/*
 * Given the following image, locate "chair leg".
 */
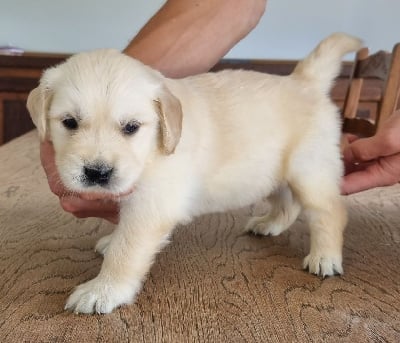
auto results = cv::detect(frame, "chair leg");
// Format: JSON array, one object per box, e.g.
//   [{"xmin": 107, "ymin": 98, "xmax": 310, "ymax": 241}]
[{"xmin": 377, "ymin": 43, "xmax": 400, "ymax": 131}]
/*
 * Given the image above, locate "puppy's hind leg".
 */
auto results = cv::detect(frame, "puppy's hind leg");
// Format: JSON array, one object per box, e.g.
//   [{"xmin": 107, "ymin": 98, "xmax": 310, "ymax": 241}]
[
  {"xmin": 293, "ymin": 178, "xmax": 347, "ymax": 277},
  {"xmin": 245, "ymin": 185, "xmax": 301, "ymax": 236}
]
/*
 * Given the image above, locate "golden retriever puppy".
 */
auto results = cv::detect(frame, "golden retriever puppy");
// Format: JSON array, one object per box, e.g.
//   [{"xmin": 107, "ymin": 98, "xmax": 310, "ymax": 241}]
[{"xmin": 27, "ymin": 33, "xmax": 362, "ymax": 314}]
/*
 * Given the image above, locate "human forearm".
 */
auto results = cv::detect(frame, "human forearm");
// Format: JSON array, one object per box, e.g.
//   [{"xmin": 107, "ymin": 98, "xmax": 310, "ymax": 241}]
[{"xmin": 124, "ymin": 0, "xmax": 266, "ymax": 78}]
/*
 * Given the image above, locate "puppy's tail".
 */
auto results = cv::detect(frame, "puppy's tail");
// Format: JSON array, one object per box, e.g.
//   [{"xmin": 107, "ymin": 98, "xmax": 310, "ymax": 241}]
[{"xmin": 292, "ymin": 33, "xmax": 363, "ymax": 93}]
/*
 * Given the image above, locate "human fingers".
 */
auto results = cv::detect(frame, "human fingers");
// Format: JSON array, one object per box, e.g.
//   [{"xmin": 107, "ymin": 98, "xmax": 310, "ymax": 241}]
[
  {"xmin": 342, "ymin": 133, "xmax": 395, "ymax": 164},
  {"xmin": 345, "ymin": 111, "xmax": 400, "ymax": 163},
  {"xmin": 342, "ymin": 133, "xmax": 360, "ymax": 144},
  {"xmin": 40, "ymin": 140, "xmax": 70, "ymax": 196},
  {"xmin": 343, "ymin": 158, "xmax": 372, "ymax": 175},
  {"xmin": 341, "ymin": 169, "xmax": 378, "ymax": 194},
  {"xmin": 341, "ymin": 154, "xmax": 400, "ymax": 194},
  {"xmin": 60, "ymin": 196, "xmax": 120, "ymax": 224},
  {"xmin": 79, "ymin": 186, "xmax": 134, "ymax": 201}
]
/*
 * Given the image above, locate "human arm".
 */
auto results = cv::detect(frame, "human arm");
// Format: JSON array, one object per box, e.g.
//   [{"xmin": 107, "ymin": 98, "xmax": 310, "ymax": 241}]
[
  {"xmin": 124, "ymin": 0, "xmax": 266, "ymax": 78},
  {"xmin": 341, "ymin": 110, "xmax": 400, "ymax": 194}
]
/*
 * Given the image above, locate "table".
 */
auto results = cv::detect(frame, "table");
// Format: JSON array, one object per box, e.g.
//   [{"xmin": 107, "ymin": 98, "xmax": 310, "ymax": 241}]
[{"xmin": 0, "ymin": 131, "xmax": 399, "ymax": 342}]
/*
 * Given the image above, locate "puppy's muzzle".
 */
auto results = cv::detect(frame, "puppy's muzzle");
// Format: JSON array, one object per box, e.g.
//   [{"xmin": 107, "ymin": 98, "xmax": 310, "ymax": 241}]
[{"xmin": 83, "ymin": 162, "xmax": 114, "ymax": 186}]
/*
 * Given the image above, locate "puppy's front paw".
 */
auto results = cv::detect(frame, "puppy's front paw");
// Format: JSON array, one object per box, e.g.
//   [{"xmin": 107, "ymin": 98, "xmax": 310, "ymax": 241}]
[
  {"xmin": 65, "ymin": 276, "xmax": 140, "ymax": 314},
  {"xmin": 303, "ymin": 253, "xmax": 343, "ymax": 277},
  {"xmin": 95, "ymin": 234, "xmax": 113, "ymax": 256}
]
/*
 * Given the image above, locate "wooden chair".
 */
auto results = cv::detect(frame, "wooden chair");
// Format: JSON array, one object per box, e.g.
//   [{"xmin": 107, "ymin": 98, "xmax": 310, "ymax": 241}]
[{"xmin": 342, "ymin": 43, "xmax": 400, "ymax": 137}]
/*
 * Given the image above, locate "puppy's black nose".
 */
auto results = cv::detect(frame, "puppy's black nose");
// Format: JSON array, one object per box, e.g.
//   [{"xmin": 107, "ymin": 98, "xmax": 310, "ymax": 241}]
[{"xmin": 83, "ymin": 164, "xmax": 114, "ymax": 186}]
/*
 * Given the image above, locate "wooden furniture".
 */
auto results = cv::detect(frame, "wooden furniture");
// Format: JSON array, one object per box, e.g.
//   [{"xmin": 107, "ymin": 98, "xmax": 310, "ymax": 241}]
[
  {"xmin": 0, "ymin": 52, "xmax": 67, "ymax": 144},
  {"xmin": 342, "ymin": 43, "xmax": 400, "ymax": 137},
  {"xmin": 0, "ymin": 131, "xmax": 399, "ymax": 342},
  {"xmin": 0, "ymin": 53, "xmax": 383, "ymax": 146}
]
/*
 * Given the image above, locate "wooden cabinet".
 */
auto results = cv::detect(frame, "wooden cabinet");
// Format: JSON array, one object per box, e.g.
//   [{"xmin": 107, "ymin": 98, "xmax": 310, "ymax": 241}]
[
  {"xmin": 0, "ymin": 53, "xmax": 67, "ymax": 145},
  {"xmin": 0, "ymin": 54, "xmax": 381, "ymax": 145},
  {"xmin": 0, "ymin": 92, "xmax": 31, "ymax": 143}
]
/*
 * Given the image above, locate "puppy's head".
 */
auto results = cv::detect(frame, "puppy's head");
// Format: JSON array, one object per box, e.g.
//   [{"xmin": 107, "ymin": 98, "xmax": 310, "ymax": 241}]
[{"xmin": 27, "ymin": 49, "xmax": 182, "ymax": 195}]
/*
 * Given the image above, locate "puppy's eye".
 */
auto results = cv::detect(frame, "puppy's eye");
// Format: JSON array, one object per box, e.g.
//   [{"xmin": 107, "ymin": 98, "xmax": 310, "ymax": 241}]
[
  {"xmin": 62, "ymin": 117, "xmax": 78, "ymax": 130},
  {"xmin": 122, "ymin": 121, "xmax": 140, "ymax": 135}
]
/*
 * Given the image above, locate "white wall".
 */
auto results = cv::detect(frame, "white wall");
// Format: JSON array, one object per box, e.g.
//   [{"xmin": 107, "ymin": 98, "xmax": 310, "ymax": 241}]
[{"xmin": 1, "ymin": 0, "xmax": 399, "ymax": 60}]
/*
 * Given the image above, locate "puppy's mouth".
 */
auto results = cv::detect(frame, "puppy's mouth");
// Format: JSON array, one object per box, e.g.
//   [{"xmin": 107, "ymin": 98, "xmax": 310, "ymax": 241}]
[{"xmin": 74, "ymin": 171, "xmax": 134, "ymax": 198}]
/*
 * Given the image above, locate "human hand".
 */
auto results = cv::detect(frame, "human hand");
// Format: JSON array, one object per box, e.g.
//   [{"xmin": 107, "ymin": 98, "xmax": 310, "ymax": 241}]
[
  {"xmin": 341, "ymin": 110, "xmax": 400, "ymax": 194},
  {"xmin": 40, "ymin": 140, "xmax": 120, "ymax": 224}
]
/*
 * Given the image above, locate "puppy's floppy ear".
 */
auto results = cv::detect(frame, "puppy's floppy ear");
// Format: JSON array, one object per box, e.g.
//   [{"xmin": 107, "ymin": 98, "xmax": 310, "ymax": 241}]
[
  {"xmin": 27, "ymin": 86, "xmax": 48, "ymax": 141},
  {"xmin": 27, "ymin": 66, "xmax": 60, "ymax": 141},
  {"xmin": 154, "ymin": 85, "xmax": 183, "ymax": 154}
]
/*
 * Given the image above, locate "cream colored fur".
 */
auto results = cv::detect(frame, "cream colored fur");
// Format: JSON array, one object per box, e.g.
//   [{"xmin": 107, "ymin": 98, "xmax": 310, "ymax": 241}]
[{"xmin": 27, "ymin": 33, "xmax": 362, "ymax": 314}]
